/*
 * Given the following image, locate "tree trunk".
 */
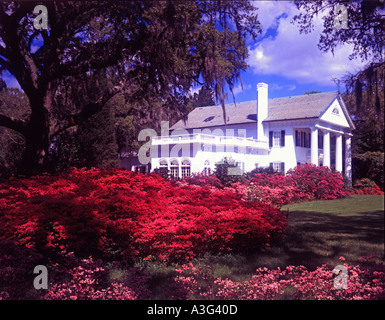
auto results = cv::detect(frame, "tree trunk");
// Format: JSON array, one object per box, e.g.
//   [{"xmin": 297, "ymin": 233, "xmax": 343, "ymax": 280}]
[{"xmin": 21, "ymin": 102, "xmax": 50, "ymax": 176}]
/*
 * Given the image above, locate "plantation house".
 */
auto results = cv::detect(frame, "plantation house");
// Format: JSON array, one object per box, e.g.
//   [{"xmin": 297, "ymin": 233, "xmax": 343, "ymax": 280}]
[{"xmin": 131, "ymin": 83, "xmax": 355, "ymax": 181}]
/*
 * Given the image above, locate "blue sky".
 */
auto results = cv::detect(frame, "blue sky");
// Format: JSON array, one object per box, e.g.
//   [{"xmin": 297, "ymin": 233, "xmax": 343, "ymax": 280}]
[
  {"xmin": 226, "ymin": 1, "xmax": 368, "ymax": 102},
  {"xmin": 3, "ymin": 1, "xmax": 368, "ymax": 103}
]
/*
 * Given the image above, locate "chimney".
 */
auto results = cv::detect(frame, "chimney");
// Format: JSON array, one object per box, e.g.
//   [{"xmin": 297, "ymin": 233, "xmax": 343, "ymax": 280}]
[{"xmin": 257, "ymin": 82, "xmax": 268, "ymax": 141}]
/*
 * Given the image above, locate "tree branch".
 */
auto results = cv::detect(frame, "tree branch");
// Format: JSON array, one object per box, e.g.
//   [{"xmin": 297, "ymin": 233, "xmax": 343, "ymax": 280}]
[
  {"xmin": 50, "ymin": 89, "xmax": 119, "ymax": 138},
  {"xmin": 0, "ymin": 114, "xmax": 27, "ymax": 135}
]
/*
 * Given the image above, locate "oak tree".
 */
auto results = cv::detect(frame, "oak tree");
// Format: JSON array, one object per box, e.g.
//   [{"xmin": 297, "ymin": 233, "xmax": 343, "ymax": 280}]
[{"xmin": 0, "ymin": 1, "xmax": 260, "ymax": 175}]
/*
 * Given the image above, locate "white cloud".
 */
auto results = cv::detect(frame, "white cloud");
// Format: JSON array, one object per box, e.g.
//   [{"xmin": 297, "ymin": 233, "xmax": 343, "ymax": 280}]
[
  {"xmin": 270, "ymin": 83, "xmax": 296, "ymax": 92},
  {"xmin": 231, "ymin": 83, "xmax": 252, "ymax": 96},
  {"xmin": 249, "ymin": 1, "xmax": 367, "ymax": 86}
]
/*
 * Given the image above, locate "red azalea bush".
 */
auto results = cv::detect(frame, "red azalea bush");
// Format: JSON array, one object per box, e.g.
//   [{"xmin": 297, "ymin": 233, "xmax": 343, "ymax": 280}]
[
  {"xmin": 0, "ymin": 168, "xmax": 286, "ymax": 263},
  {"xmin": 347, "ymin": 179, "xmax": 384, "ymax": 195},
  {"xmin": 181, "ymin": 173, "xmax": 223, "ymax": 188},
  {"xmin": 347, "ymin": 186, "xmax": 384, "ymax": 195},
  {"xmin": 172, "ymin": 258, "xmax": 385, "ymax": 300},
  {"xmin": 287, "ymin": 164, "xmax": 346, "ymax": 200},
  {"xmin": 227, "ymin": 165, "xmax": 347, "ymax": 208},
  {"xmin": 0, "ymin": 240, "xmax": 46, "ymax": 299}
]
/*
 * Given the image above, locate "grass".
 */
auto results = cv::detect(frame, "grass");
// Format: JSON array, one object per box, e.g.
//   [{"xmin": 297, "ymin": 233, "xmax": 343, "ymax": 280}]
[{"xmin": 136, "ymin": 194, "xmax": 385, "ymax": 299}]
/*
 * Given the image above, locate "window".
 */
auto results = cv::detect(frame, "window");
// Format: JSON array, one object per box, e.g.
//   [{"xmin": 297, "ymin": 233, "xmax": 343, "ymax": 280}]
[
  {"xmin": 318, "ymin": 134, "xmax": 324, "ymax": 149},
  {"xmin": 181, "ymin": 159, "xmax": 191, "ymax": 178},
  {"xmin": 295, "ymin": 130, "xmax": 310, "ymax": 148},
  {"xmin": 269, "ymin": 130, "xmax": 285, "ymax": 148},
  {"xmin": 170, "ymin": 160, "xmax": 179, "ymax": 178},
  {"xmin": 332, "ymin": 108, "xmax": 340, "ymax": 115},
  {"xmin": 159, "ymin": 159, "xmax": 168, "ymax": 169},
  {"xmin": 273, "ymin": 131, "xmax": 281, "ymax": 147},
  {"xmin": 204, "ymin": 160, "xmax": 211, "ymax": 175},
  {"xmin": 270, "ymin": 162, "xmax": 285, "ymax": 173}
]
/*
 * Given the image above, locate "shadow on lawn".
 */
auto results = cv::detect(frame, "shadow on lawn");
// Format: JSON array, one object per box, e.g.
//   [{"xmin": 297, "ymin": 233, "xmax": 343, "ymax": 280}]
[{"xmin": 280, "ymin": 209, "xmax": 384, "ymax": 269}]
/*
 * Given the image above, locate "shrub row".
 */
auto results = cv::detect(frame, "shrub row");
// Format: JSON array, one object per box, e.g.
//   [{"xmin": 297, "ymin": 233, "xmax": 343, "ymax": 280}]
[
  {"xmin": 0, "ymin": 168, "xmax": 286, "ymax": 263},
  {"xmin": 185, "ymin": 164, "xmax": 383, "ymax": 208},
  {"xmin": 172, "ymin": 258, "xmax": 385, "ymax": 300}
]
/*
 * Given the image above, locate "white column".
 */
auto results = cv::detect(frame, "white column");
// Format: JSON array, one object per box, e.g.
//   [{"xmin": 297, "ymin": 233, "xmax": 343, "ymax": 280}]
[
  {"xmin": 345, "ymin": 135, "xmax": 352, "ymax": 184},
  {"xmin": 323, "ymin": 131, "xmax": 330, "ymax": 168},
  {"xmin": 311, "ymin": 127, "xmax": 318, "ymax": 166},
  {"xmin": 335, "ymin": 134, "xmax": 343, "ymax": 172}
]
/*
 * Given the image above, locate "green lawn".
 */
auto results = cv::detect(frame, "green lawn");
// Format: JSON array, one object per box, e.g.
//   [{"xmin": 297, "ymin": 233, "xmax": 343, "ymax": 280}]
[
  {"xmin": 279, "ymin": 194, "xmax": 384, "ymax": 268},
  {"xmin": 139, "ymin": 194, "xmax": 385, "ymax": 298}
]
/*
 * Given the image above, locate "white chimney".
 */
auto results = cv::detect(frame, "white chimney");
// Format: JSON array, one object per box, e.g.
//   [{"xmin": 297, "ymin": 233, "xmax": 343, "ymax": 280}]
[{"xmin": 257, "ymin": 82, "xmax": 268, "ymax": 141}]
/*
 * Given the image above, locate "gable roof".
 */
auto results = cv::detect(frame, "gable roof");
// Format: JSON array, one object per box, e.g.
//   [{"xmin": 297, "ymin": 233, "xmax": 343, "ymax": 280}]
[{"xmin": 171, "ymin": 91, "xmax": 340, "ymax": 130}]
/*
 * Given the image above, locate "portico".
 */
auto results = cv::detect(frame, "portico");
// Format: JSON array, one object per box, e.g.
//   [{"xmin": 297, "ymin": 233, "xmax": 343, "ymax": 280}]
[{"xmin": 310, "ymin": 124, "xmax": 352, "ymax": 180}]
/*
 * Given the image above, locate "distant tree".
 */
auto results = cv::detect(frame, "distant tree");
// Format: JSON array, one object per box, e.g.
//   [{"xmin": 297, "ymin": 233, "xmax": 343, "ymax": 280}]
[
  {"xmin": 304, "ymin": 90, "xmax": 322, "ymax": 95},
  {"xmin": 342, "ymin": 62, "xmax": 384, "ymax": 154},
  {"xmin": 194, "ymin": 85, "xmax": 216, "ymax": 108},
  {"xmin": 214, "ymin": 157, "xmax": 246, "ymax": 186},
  {"xmin": 76, "ymin": 101, "xmax": 119, "ymax": 169}
]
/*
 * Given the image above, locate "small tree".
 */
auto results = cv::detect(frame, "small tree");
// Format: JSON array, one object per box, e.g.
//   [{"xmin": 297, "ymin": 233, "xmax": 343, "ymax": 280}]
[{"xmin": 214, "ymin": 157, "xmax": 246, "ymax": 186}]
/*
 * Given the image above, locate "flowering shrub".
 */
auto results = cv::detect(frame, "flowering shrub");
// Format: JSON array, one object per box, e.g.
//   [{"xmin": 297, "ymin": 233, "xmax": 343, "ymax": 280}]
[
  {"xmin": 228, "ymin": 181, "xmax": 299, "ymax": 208},
  {"xmin": 287, "ymin": 164, "xmax": 346, "ymax": 200},
  {"xmin": 0, "ymin": 168, "xmax": 286, "ymax": 263},
  {"xmin": 226, "ymin": 165, "xmax": 347, "ymax": 208},
  {"xmin": 181, "ymin": 173, "xmax": 223, "ymax": 188},
  {"xmin": 347, "ymin": 185, "xmax": 384, "ymax": 195},
  {"xmin": 43, "ymin": 253, "xmax": 150, "ymax": 300},
  {"xmin": 133, "ymin": 184, "xmax": 286, "ymax": 261},
  {"xmin": 0, "ymin": 240, "xmax": 45, "ymax": 299},
  {"xmin": 0, "ymin": 246, "xmax": 150, "ymax": 300},
  {"xmin": 172, "ymin": 258, "xmax": 385, "ymax": 300}
]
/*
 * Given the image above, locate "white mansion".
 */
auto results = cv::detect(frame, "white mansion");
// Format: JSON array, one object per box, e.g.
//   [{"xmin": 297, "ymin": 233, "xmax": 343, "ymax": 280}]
[{"xmin": 131, "ymin": 83, "xmax": 354, "ymax": 181}]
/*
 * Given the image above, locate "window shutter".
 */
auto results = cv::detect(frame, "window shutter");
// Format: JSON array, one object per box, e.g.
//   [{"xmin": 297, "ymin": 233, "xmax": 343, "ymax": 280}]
[
  {"xmin": 295, "ymin": 130, "xmax": 299, "ymax": 147},
  {"xmin": 269, "ymin": 131, "xmax": 273, "ymax": 148},
  {"xmin": 280, "ymin": 162, "xmax": 285, "ymax": 173},
  {"xmin": 280, "ymin": 130, "xmax": 285, "ymax": 147},
  {"xmin": 269, "ymin": 162, "xmax": 273, "ymax": 169},
  {"xmin": 308, "ymin": 133, "xmax": 311, "ymax": 148}
]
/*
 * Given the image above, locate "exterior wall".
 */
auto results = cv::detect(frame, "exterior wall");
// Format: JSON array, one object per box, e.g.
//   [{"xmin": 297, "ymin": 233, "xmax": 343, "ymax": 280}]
[{"xmin": 266, "ymin": 122, "xmax": 297, "ymax": 173}]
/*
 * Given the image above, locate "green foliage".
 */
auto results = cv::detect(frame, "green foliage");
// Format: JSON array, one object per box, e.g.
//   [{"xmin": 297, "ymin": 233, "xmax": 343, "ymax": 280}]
[
  {"xmin": 75, "ymin": 102, "xmax": 119, "ymax": 169},
  {"xmin": 0, "ymin": 88, "xmax": 29, "ymax": 178},
  {"xmin": 352, "ymin": 178, "xmax": 378, "ymax": 190},
  {"xmin": 214, "ymin": 157, "xmax": 247, "ymax": 186},
  {"xmin": 352, "ymin": 151, "xmax": 384, "ymax": 190},
  {"xmin": 244, "ymin": 166, "xmax": 280, "ymax": 180}
]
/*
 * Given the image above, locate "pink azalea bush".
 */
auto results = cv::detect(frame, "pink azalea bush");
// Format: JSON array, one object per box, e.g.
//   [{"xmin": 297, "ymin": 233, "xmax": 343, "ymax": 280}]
[
  {"xmin": 43, "ymin": 254, "xmax": 150, "ymax": 300},
  {"xmin": 172, "ymin": 258, "xmax": 385, "ymax": 300}
]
